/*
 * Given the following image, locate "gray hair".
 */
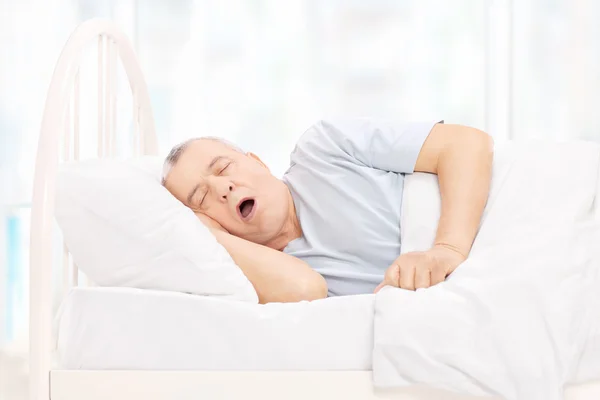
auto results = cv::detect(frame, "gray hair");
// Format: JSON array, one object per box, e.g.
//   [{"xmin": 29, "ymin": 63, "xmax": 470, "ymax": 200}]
[{"xmin": 161, "ymin": 137, "xmax": 244, "ymax": 184}]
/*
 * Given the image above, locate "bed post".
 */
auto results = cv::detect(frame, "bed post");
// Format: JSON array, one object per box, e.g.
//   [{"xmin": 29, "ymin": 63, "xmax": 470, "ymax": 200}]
[
  {"xmin": 29, "ymin": 46, "xmax": 69, "ymax": 400},
  {"xmin": 29, "ymin": 18, "xmax": 157, "ymax": 400}
]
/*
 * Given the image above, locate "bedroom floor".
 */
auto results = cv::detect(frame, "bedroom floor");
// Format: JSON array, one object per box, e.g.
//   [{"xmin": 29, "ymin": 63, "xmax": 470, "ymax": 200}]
[{"xmin": 0, "ymin": 350, "xmax": 28, "ymax": 400}]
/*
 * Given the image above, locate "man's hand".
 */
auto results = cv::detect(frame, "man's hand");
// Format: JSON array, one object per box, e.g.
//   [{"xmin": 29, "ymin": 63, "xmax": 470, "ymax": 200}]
[
  {"xmin": 374, "ymin": 245, "xmax": 466, "ymax": 292},
  {"xmin": 196, "ymin": 212, "xmax": 228, "ymax": 233}
]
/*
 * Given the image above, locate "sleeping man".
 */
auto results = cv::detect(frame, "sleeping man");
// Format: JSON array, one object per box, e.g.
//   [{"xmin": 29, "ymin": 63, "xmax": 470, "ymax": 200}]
[{"xmin": 161, "ymin": 118, "xmax": 494, "ymax": 303}]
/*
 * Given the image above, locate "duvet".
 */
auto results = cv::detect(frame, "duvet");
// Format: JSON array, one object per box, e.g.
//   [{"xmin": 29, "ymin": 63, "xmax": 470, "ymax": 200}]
[{"xmin": 372, "ymin": 140, "xmax": 600, "ymax": 400}]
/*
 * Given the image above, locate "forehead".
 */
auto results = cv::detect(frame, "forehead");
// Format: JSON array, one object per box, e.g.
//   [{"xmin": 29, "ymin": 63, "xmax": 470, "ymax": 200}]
[{"xmin": 180, "ymin": 139, "xmax": 233, "ymax": 165}]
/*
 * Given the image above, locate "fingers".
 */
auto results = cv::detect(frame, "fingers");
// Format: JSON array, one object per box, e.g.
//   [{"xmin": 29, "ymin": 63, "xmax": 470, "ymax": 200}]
[
  {"xmin": 430, "ymin": 266, "xmax": 446, "ymax": 286},
  {"xmin": 384, "ymin": 263, "xmax": 400, "ymax": 286},
  {"xmin": 374, "ymin": 282, "xmax": 386, "ymax": 293},
  {"xmin": 414, "ymin": 267, "xmax": 431, "ymax": 290},
  {"xmin": 379, "ymin": 252, "xmax": 450, "ymax": 293},
  {"xmin": 374, "ymin": 264, "xmax": 400, "ymax": 293},
  {"xmin": 399, "ymin": 264, "xmax": 415, "ymax": 291}
]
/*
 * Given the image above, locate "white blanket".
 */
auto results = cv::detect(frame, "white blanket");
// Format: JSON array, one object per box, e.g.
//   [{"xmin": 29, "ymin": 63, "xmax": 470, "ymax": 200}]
[{"xmin": 372, "ymin": 141, "xmax": 600, "ymax": 400}]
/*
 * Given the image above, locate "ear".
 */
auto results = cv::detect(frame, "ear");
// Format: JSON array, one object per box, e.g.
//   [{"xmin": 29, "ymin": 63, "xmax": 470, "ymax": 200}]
[{"xmin": 247, "ymin": 152, "xmax": 270, "ymax": 171}]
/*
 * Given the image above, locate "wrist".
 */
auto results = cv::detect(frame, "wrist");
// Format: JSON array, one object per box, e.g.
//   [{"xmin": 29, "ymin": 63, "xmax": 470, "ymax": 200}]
[{"xmin": 432, "ymin": 242, "xmax": 468, "ymax": 262}]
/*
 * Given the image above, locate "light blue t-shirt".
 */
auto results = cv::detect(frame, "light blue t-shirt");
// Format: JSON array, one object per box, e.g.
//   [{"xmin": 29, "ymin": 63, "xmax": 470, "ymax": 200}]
[{"xmin": 282, "ymin": 118, "xmax": 442, "ymax": 297}]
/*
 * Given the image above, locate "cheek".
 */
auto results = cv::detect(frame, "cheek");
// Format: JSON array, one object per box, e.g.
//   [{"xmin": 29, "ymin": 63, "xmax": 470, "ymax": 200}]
[
  {"xmin": 207, "ymin": 204, "xmax": 234, "ymax": 224},
  {"xmin": 246, "ymin": 168, "xmax": 266, "ymax": 182},
  {"xmin": 236, "ymin": 171, "xmax": 267, "ymax": 191}
]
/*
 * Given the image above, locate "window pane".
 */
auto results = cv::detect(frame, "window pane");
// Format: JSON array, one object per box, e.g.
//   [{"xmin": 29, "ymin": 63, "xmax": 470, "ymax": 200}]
[
  {"xmin": 158, "ymin": 0, "xmax": 486, "ymax": 176},
  {"xmin": 513, "ymin": 0, "xmax": 600, "ymax": 141}
]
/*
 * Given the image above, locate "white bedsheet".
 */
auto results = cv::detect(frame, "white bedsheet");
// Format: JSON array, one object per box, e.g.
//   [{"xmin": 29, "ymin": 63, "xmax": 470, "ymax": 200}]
[{"xmin": 56, "ymin": 287, "xmax": 374, "ymax": 371}]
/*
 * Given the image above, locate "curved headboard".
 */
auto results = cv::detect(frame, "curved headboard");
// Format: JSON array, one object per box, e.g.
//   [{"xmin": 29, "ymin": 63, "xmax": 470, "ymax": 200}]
[{"xmin": 29, "ymin": 19, "xmax": 158, "ymax": 400}]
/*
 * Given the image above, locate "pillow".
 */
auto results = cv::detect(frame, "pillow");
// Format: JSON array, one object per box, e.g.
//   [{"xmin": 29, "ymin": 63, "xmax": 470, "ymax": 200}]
[
  {"xmin": 55, "ymin": 156, "xmax": 258, "ymax": 303},
  {"xmin": 399, "ymin": 172, "xmax": 441, "ymax": 254},
  {"xmin": 400, "ymin": 140, "xmax": 600, "ymax": 254}
]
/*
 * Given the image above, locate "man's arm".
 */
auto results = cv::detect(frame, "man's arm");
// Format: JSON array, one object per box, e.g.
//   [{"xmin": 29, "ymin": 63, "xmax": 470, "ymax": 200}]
[
  {"xmin": 200, "ymin": 214, "xmax": 327, "ymax": 303},
  {"xmin": 376, "ymin": 124, "xmax": 493, "ymax": 291},
  {"xmin": 414, "ymin": 123, "xmax": 494, "ymax": 258},
  {"xmin": 212, "ymin": 229, "xmax": 327, "ymax": 303}
]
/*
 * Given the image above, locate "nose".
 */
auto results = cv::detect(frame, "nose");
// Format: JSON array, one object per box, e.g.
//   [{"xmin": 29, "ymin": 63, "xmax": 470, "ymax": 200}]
[{"xmin": 209, "ymin": 176, "xmax": 234, "ymax": 201}]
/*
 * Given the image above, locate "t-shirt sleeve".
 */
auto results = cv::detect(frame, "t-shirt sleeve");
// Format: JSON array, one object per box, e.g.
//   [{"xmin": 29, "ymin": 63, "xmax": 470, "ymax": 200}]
[{"xmin": 302, "ymin": 117, "xmax": 443, "ymax": 174}]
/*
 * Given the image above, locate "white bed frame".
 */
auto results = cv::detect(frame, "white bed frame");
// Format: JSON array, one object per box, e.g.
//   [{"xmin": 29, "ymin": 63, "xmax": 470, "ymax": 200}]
[{"xmin": 29, "ymin": 19, "xmax": 600, "ymax": 400}]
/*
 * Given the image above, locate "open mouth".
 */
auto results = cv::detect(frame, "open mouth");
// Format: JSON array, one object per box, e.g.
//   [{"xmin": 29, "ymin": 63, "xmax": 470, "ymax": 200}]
[{"xmin": 237, "ymin": 198, "xmax": 256, "ymax": 221}]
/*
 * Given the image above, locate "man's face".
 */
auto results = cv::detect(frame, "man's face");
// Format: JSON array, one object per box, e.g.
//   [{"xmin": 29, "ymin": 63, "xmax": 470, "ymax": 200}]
[{"xmin": 163, "ymin": 139, "xmax": 289, "ymax": 245}]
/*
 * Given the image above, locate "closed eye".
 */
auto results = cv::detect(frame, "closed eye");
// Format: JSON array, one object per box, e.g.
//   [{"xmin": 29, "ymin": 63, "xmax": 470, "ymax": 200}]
[
  {"xmin": 196, "ymin": 192, "xmax": 207, "ymax": 209},
  {"xmin": 219, "ymin": 162, "xmax": 232, "ymax": 175}
]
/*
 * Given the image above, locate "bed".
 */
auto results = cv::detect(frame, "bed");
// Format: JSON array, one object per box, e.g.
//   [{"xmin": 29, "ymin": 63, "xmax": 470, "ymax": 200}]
[
  {"xmin": 30, "ymin": 19, "xmax": 600, "ymax": 400},
  {"xmin": 51, "ymin": 288, "xmax": 600, "ymax": 400},
  {"xmin": 55, "ymin": 288, "xmax": 375, "ymax": 371}
]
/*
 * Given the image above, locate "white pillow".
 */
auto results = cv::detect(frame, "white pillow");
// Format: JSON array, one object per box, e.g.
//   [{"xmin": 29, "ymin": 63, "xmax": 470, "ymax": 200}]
[
  {"xmin": 55, "ymin": 156, "xmax": 258, "ymax": 303},
  {"xmin": 399, "ymin": 142, "xmax": 520, "ymax": 253},
  {"xmin": 399, "ymin": 172, "xmax": 441, "ymax": 254},
  {"xmin": 400, "ymin": 140, "xmax": 600, "ymax": 254}
]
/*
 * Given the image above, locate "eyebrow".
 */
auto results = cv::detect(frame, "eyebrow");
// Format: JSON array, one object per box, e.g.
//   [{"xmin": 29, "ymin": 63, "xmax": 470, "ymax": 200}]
[{"xmin": 208, "ymin": 156, "xmax": 224, "ymax": 170}]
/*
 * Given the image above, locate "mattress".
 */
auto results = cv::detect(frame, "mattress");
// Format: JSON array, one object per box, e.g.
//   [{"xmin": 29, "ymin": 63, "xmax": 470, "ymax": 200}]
[
  {"xmin": 55, "ymin": 287, "xmax": 600, "ymax": 399},
  {"xmin": 55, "ymin": 287, "xmax": 374, "ymax": 370}
]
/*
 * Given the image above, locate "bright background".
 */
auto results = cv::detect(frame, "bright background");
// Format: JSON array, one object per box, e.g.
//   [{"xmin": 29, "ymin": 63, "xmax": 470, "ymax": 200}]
[{"xmin": 1, "ymin": 0, "xmax": 599, "ymax": 398}]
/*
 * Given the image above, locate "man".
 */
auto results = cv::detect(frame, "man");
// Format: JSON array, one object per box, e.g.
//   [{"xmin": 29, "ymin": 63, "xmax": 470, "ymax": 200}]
[{"xmin": 162, "ymin": 118, "xmax": 494, "ymax": 303}]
